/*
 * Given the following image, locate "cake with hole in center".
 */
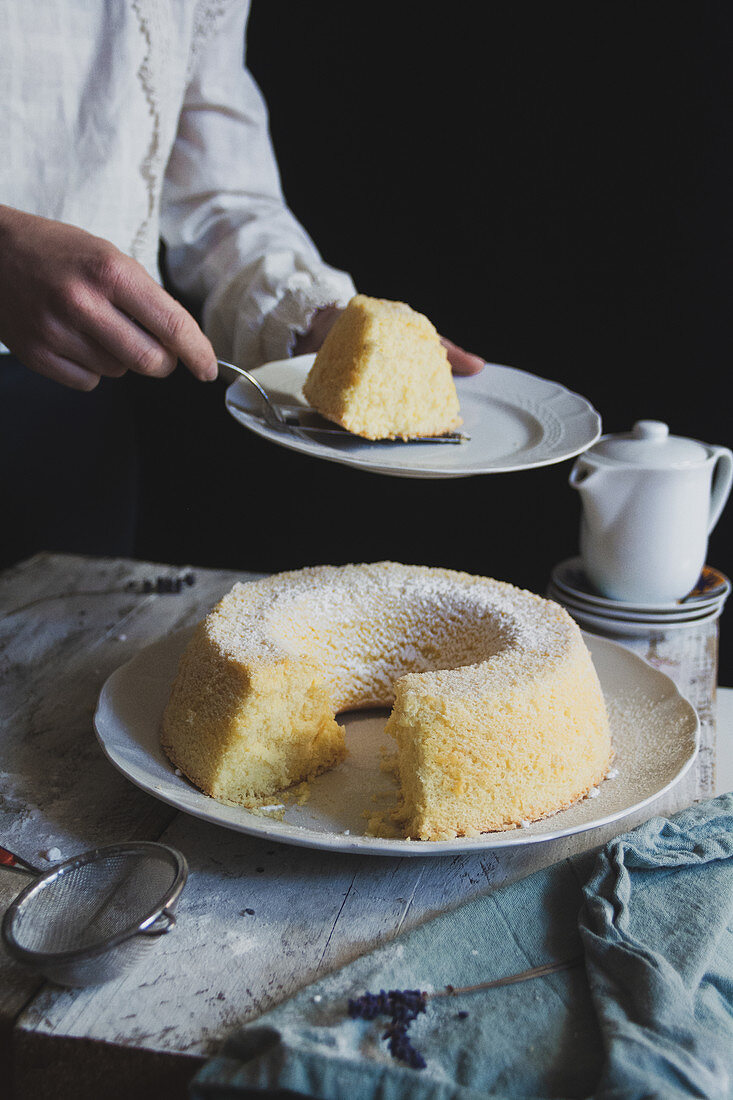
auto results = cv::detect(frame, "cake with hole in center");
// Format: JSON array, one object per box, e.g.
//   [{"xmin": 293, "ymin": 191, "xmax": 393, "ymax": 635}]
[
  {"xmin": 160, "ymin": 563, "xmax": 612, "ymax": 840},
  {"xmin": 302, "ymin": 295, "xmax": 461, "ymax": 440}
]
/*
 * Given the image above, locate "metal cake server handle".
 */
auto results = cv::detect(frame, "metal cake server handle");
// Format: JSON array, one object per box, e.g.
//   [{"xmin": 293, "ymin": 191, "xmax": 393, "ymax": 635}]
[
  {"xmin": 219, "ymin": 359, "xmax": 469, "ymax": 444},
  {"xmin": 219, "ymin": 360, "xmax": 292, "ymax": 433}
]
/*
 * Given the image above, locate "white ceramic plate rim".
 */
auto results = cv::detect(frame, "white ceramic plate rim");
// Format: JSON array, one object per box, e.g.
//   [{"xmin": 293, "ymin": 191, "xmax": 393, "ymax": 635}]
[
  {"xmin": 94, "ymin": 630, "xmax": 698, "ymax": 856},
  {"xmin": 224, "ymin": 355, "xmax": 601, "ymax": 479},
  {"xmin": 551, "ymin": 557, "xmax": 730, "ymax": 613},
  {"xmin": 547, "ymin": 583, "xmax": 726, "ymax": 624},
  {"xmin": 558, "ymin": 603, "xmax": 722, "ymax": 636}
]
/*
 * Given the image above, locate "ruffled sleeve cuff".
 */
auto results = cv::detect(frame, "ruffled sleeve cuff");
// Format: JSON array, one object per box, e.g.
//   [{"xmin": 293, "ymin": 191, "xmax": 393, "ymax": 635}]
[{"xmin": 203, "ymin": 257, "xmax": 356, "ymax": 374}]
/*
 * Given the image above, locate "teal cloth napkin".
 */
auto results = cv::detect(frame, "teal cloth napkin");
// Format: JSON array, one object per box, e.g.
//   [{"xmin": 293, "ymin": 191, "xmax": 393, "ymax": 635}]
[{"xmin": 191, "ymin": 794, "xmax": 733, "ymax": 1099}]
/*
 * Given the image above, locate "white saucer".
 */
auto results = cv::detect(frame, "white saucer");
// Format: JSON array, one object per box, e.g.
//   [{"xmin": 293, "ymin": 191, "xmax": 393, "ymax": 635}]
[
  {"xmin": 546, "ymin": 582, "xmax": 727, "ymax": 625},
  {"xmin": 225, "ymin": 355, "xmax": 601, "ymax": 480},
  {"xmin": 551, "ymin": 558, "xmax": 730, "ymax": 614},
  {"xmin": 550, "ymin": 595, "xmax": 724, "ymax": 637}
]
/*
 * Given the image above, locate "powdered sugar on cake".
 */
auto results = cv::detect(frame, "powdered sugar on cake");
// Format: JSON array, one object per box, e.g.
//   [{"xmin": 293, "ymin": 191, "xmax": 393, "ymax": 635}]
[{"xmin": 207, "ymin": 562, "xmax": 575, "ymax": 709}]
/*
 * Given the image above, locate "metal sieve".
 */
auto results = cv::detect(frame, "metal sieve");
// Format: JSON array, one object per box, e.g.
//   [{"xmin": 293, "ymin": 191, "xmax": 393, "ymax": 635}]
[{"xmin": 1, "ymin": 841, "xmax": 187, "ymax": 987}]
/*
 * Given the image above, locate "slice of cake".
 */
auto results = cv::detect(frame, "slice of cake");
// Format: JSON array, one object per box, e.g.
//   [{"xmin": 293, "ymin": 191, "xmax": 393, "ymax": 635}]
[{"xmin": 302, "ymin": 294, "xmax": 461, "ymax": 440}]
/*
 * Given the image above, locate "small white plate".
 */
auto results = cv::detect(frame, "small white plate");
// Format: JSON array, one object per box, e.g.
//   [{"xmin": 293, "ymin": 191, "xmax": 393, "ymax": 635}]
[
  {"xmin": 558, "ymin": 601, "xmax": 723, "ymax": 637},
  {"xmin": 94, "ymin": 630, "xmax": 698, "ymax": 856},
  {"xmin": 546, "ymin": 583, "xmax": 726, "ymax": 624},
  {"xmin": 551, "ymin": 558, "xmax": 730, "ymax": 614},
  {"xmin": 225, "ymin": 355, "xmax": 601, "ymax": 480}
]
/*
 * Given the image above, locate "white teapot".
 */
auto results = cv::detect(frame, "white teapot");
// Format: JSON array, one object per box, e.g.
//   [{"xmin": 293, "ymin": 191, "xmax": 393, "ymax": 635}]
[{"xmin": 569, "ymin": 420, "xmax": 733, "ymax": 604}]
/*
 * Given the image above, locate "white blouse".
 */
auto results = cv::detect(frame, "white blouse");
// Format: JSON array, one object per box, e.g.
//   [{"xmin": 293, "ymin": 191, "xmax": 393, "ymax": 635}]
[{"xmin": 0, "ymin": 0, "xmax": 356, "ymax": 365}]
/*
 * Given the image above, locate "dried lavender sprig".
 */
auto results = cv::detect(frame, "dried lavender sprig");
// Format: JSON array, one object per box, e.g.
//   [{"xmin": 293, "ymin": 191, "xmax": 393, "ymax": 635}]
[
  {"xmin": 348, "ymin": 988, "xmax": 427, "ymax": 1021},
  {"xmin": 140, "ymin": 571, "xmax": 196, "ymax": 595},
  {"xmin": 346, "ymin": 956, "xmax": 582, "ymax": 1070},
  {"xmin": 348, "ymin": 988, "xmax": 428, "ymax": 1069},
  {"xmin": 383, "ymin": 1019, "xmax": 427, "ymax": 1070},
  {"xmin": 428, "ymin": 954, "xmax": 583, "ymax": 999}
]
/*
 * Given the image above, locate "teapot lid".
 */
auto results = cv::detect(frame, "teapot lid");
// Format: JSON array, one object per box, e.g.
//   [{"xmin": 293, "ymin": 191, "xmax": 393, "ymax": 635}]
[{"xmin": 587, "ymin": 420, "xmax": 709, "ymax": 468}]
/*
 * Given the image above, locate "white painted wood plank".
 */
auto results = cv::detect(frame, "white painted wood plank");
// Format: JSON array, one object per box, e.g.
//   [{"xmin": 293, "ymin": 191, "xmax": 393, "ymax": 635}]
[
  {"xmin": 13, "ymin": 814, "xmax": 551, "ymax": 1058},
  {"xmin": 0, "ymin": 554, "xmax": 258, "ymax": 859},
  {"xmin": 0, "ymin": 555, "xmax": 259, "ymax": 1035}
]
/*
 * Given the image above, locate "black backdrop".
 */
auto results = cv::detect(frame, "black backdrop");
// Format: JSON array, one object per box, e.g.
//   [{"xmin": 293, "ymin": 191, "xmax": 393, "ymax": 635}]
[{"xmin": 133, "ymin": 2, "xmax": 733, "ymax": 681}]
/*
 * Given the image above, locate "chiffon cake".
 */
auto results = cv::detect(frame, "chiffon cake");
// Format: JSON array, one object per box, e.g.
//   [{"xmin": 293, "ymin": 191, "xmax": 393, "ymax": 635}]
[{"xmin": 160, "ymin": 563, "xmax": 612, "ymax": 840}]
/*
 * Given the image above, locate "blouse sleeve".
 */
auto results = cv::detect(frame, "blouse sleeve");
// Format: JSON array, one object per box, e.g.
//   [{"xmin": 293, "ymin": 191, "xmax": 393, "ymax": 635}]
[{"xmin": 159, "ymin": 0, "xmax": 356, "ymax": 368}]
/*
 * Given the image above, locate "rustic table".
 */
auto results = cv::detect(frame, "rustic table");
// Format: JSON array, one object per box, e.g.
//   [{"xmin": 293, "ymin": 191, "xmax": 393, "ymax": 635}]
[{"xmin": 1, "ymin": 553, "xmax": 730, "ymax": 1099}]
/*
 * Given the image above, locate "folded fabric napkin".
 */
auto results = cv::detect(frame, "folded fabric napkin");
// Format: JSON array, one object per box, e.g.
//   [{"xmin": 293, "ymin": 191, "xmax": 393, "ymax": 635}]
[{"xmin": 191, "ymin": 794, "xmax": 733, "ymax": 1099}]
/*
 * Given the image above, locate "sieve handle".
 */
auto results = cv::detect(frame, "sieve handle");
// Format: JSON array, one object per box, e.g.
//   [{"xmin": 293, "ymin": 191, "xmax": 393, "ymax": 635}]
[
  {"xmin": 0, "ymin": 844, "xmax": 41, "ymax": 876},
  {"xmin": 139, "ymin": 907, "xmax": 177, "ymax": 937}
]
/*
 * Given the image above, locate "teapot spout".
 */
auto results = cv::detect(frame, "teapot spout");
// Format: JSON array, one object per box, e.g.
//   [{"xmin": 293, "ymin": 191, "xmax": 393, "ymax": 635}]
[
  {"xmin": 568, "ymin": 457, "xmax": 595, "ymax": 490},
  {"xmin": 568, "ymin": 457, "xmax": 625, "ymax": 530},
  {"xmin": 568, "ymin": 455, "xmax": 610, "ymax": 494}
]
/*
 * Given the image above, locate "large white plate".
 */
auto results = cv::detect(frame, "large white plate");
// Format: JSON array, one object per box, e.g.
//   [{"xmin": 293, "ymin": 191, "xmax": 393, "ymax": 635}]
[
  {"xmin": 224, "ymin": 355, "xmax": 601, "ymax": 479},
  {"xmin": 94, "ymin": 631, "xmax": 698, "ymax": 856}
]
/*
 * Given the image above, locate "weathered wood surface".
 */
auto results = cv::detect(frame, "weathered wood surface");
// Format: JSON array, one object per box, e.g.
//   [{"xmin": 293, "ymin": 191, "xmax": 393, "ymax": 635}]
[{"xmin": 0, "ymin": 553, "xmax": 723, "ymax": 1099}]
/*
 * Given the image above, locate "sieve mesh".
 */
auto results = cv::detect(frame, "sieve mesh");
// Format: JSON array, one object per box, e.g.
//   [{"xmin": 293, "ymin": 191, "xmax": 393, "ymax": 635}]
[{"xmin": 11, "ymin": 849, "xmax": 179, "ymax": 955}]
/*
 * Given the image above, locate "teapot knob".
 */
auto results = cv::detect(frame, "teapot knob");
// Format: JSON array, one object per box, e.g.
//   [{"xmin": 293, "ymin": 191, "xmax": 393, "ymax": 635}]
[{"xmin": 631, "ymin": 420, "xmax": 669, "ymax": 441}]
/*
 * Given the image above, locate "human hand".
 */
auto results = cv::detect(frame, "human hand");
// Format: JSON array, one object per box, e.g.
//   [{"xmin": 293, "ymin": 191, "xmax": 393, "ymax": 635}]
[
  {"xmin": 0, "ymin": 206, "xmax": 217, "ymax": 391},
  {"xmin": 440, "ymin": 337, "xmax": 485, "ymax": 376},
  {"xmin": 293, "ymin": 304, "xmax": 485, "ymax": 375},
  {"xmin": 292, "ymin": 304, "xmax": 344, "ymax": 355}
]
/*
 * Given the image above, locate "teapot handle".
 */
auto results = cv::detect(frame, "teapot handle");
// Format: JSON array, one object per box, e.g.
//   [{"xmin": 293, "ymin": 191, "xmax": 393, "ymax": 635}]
[
  {"xmin": 568, "ymin": 455, "xmax": 595, "ymax": 488},
  {"xmin": 708, "ymin": 447, "xmax": 733, "ymax": 534}
]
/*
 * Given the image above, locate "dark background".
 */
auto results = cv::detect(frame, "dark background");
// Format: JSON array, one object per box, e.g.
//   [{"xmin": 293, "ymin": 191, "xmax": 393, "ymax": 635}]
[{"xmin": 131, "ymin": 2, "xmax": 732, "ymax": 681}]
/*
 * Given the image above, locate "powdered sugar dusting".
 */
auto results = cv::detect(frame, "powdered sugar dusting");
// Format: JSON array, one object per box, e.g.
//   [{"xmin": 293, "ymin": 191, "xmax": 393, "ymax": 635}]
[{"xmin": 205, "ymin": 562, "xmax": 581, "ymax": 710}]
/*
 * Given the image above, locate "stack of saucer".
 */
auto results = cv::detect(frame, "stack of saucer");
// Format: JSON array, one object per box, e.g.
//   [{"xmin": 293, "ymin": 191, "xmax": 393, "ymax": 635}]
[{"xmin": 547, "ymin": 558, "xmax": 731, "ymax": 637}]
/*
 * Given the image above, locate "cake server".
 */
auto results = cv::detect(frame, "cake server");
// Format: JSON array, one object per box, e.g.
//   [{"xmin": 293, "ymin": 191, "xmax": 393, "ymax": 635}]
[{"xmin": 220, "ymin": 360, "xmax": 470, "ymax": 444}]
